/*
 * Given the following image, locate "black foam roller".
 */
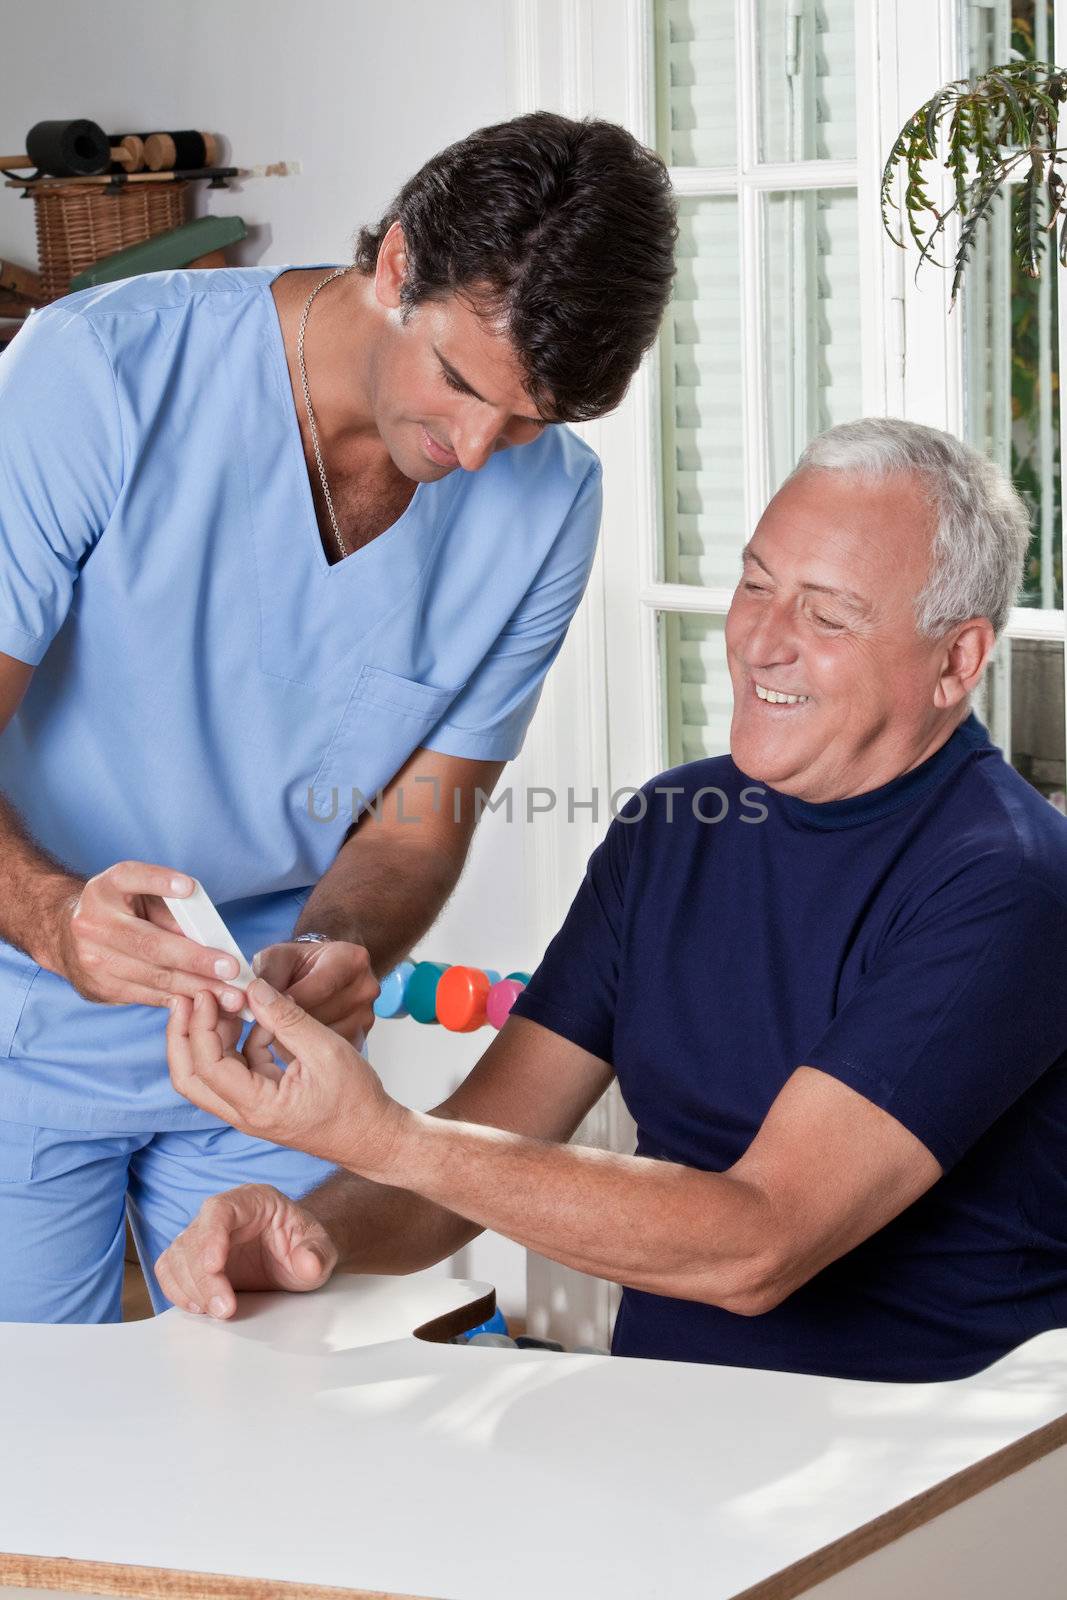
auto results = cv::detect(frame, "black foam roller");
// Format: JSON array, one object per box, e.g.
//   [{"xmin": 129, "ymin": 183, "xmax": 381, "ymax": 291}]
[{"xmin": 25, "ymin": 120, "xmax": 110, "ymax": 177}]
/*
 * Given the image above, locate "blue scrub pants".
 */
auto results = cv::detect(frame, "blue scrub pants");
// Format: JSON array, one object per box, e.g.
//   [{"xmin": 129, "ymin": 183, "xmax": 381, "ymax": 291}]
[{"xmin": 0, "ymin": 1118, "xmax": 334, "ymax": 1324}]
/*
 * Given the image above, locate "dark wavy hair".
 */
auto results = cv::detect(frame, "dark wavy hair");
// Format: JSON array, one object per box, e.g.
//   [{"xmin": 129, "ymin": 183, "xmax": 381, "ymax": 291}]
[{"xmin": 353, "ymin": 112, "xmax": 677, "ymax": 423}]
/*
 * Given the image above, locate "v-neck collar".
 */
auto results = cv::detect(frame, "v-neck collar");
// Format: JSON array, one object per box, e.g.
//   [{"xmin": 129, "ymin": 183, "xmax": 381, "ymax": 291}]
[
  {"xmin": 227, "ymin": 266, "xmax": 461, "ymax": 684},
  {"xmin": 260, "ymin": 264, "xmax": 429, "ymax": 582}
]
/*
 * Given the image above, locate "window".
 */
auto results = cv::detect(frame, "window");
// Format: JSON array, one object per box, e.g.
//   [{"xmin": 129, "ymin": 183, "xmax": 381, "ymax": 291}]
[
  {"xmin": 653, "ymin": 0, "xmax": 862, "ymax": 765},
  {"xmin": 645, "ymin": 0, "xmax": 1065, "ymax": 814},
  {"xmin": 962, "ymin": 0, "xmax": 1066, "ymax": 810}
]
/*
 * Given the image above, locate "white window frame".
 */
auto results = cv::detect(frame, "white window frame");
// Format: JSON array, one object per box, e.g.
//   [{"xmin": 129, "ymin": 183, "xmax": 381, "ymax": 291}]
[
  {"xmin": 514, "ymin": 0, "xmax": 1065, "ymax": 782},
  {"xmin": 513, "ymin": 0, "xmax": 971, "ymax": 805}
]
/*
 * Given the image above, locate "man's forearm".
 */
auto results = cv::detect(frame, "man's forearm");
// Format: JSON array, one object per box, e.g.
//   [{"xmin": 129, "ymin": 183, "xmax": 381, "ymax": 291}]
[
  {"xmin": 0, "ymin": 791, "xmax": 83, "ymax": 969},
  {"xmin": 366, "ymin": 1115, "xmax": 779, "ymax": 1312},
  {"xmin": 294, "ymin": 833, "xmax": 460, "ymax": 976},
  {"xmin": 302, "ymin": 1145, "xmax": 481, "ymax": 1275}
]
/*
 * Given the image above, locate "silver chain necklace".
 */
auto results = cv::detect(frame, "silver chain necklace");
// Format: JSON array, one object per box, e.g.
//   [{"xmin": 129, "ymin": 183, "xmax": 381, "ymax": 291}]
[{"xmin": 297, "ymin": 265, "xmax": 356, "ymax": 562}]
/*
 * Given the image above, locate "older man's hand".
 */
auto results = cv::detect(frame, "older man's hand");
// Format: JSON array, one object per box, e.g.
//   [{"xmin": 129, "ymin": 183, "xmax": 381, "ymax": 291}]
[
  {"xmin": 166, "ymin": 979, "xmax": 408, "ymax": 1178},
  {"xmin": 155, "ymin": 1183, "xmax": 338, "ymax": 1319}
]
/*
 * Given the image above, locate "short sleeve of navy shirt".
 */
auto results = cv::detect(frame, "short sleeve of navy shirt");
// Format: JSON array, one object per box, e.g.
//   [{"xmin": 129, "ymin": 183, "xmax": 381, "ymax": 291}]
[{"xmin": 511, "ymin": 715, "xmax": 1067, "ymax": 1381}]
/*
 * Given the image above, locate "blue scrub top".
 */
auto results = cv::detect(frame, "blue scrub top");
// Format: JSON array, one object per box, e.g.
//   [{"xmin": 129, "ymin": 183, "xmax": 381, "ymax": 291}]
[{"xmin": 0, "ymin": 268, "xmax": 602, "ymax": 1130}]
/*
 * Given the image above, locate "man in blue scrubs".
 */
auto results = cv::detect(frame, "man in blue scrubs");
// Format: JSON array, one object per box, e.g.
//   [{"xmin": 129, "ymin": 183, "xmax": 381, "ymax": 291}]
[
  {"xmin": 0, "ymin": 113, "xmax": 677, "ymax": 1323},
  {"xmin": 162, "ymin": 418, "xmax": 1067, "ymax": 1382}
]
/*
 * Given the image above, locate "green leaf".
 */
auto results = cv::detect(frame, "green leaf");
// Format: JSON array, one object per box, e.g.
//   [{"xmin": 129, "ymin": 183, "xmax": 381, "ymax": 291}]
[
  {"xmin": 950, "ymin": 158, "xmax": 1023, "ymax": 304},
  {"xmin": 947, "ymin": 100, "xmax": 970, "ymax": 214},
  {"xmin": 883, "ymin": 59, "xmax": 1067, "ymax": 301},
  {"xmin": 924, "ymin": 87, "xmax": 952, "ymax": 152},
  {"xmin": 1014, "ymin": 169, "xmax": 1043, "ymax": 278}
]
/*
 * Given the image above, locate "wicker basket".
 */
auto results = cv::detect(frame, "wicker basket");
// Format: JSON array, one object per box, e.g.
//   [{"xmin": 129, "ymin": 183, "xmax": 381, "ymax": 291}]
[{"xmin": 31, "ymin": 180, "xmax": 189, "ymax": 301}]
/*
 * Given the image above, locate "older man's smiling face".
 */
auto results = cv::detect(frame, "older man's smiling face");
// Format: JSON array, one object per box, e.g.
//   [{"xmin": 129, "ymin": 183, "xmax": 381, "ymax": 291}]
[{"xmin": 725, "ymin": 467, "xmax": 979, "ymax": 802}]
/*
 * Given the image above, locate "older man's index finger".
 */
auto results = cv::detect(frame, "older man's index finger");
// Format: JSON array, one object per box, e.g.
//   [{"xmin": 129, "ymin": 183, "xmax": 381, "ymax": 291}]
[
  {"xmin": 167, "ymin": 994, "xmax": 263, "ymax": 1122},
  {"xmin": 166, "ymin": 994, "xmax": 199, "ymax": 1091},
  {"xmin": 185, "ymin": 990, "xmax": 282, "ymax": 1120}
]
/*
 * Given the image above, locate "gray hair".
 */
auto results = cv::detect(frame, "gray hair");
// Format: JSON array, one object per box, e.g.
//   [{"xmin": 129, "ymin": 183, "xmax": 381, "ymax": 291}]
[{"xmin": 793, "ymin": 417, "xmax": 1030, "ymax": 637}]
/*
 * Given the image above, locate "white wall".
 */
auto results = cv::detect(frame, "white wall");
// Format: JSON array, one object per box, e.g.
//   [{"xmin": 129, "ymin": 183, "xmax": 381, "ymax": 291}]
[
  {"xmin": 1, "ymin": 0, "xmax": 510, "ymax": 265},
  {"xmin": 1, "ymin": 0, "xmax": 540, "ymax": 1317}
]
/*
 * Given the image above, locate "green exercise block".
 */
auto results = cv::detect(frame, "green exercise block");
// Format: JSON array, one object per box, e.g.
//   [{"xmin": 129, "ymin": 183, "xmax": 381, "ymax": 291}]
[{"xmin": 69, "ymin": 215, "xmax": 247, "ymax": 290}]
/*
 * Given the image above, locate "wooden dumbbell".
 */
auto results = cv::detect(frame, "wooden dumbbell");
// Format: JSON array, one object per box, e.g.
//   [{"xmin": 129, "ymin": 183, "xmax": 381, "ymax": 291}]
[
  {"xmin": 143, "ymin": 131, "xmax": 219, "ymax": 172},
  {"xmin": 110, "ymin": 135, "xmax": 146, "ymax": 171}
]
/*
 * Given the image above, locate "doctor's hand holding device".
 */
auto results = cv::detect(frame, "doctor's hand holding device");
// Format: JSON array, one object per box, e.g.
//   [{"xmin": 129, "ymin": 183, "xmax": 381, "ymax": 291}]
[
  {"xmin": 40, "ymin": 861, "xmax": 255, "ymax": 1017},
  {"xmin": 38, "ymin": 862, "xmax": 377, "ymax": 1053},
  {"xmin": 162, "ymin": 881, "xmax": 374, "ymax": 1076}
]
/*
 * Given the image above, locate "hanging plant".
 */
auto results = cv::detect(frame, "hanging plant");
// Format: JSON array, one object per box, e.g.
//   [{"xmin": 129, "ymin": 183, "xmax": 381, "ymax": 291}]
[{"xmin": 881, "ymin": 59, "xmax": 1067, "ymax": 301}]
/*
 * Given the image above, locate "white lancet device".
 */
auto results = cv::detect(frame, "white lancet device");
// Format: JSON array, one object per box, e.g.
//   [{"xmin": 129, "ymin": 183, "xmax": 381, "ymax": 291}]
[{"xmin": 162, "ymin": 879, "xmax": 257, "ymax": 1023}]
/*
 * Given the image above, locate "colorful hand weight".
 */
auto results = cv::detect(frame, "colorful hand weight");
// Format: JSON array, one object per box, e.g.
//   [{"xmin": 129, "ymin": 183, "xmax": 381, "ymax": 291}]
[
  {"xmin": 404, "ymin": 961, "xmax": 449, "ymax": 1024},
  {"xmin": 436, "ymin": 966, "xmax": 501, "ymax": 1032},
  {"xmin": 486, "ymin": 977, "xmax": 526, "ymax": 1030},
  {"xmin": 374, "ymin": 961, "xmax": 529, "ymax": 1030},
  {"xmin": 372, "ymin": 960, "xmax": 415, "ymax": 1019}
]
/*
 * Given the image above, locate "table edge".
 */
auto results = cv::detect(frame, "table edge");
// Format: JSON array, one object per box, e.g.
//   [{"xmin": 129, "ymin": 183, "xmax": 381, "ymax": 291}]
[
  {"xmin": 729, "ymin": 1406, "xmax": 1067, "ymax": 1599},
  {"xmin": 0, "ymin": 1279, "xmax": 497, "ymax": 1597}
]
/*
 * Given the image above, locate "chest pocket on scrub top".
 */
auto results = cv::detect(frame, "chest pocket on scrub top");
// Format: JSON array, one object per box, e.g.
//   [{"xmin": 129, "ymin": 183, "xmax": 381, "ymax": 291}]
[
  {"xmin": 0, "ymin": 947, "xmax": 42, "ymax": 1062},
  {"xmin": 307, "ymin": 665, "xmax": 465, "ymax": 816}
]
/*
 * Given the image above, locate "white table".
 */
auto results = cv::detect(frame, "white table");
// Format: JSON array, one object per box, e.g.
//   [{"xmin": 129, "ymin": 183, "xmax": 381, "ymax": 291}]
[{"xmin": 2, "ymin": 1274, "xmax": 1066, "ymax": 1600}]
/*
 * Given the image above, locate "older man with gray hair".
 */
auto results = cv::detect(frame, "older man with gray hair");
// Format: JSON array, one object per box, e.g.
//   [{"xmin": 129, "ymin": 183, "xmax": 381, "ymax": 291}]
[{"xmin": 159, "ymin": 417, "xmax": 1067, "ymax": 1383}]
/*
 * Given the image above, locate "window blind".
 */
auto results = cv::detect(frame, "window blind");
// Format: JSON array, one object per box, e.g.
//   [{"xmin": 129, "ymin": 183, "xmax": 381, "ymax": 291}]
[{"xmin": 656, "ymin": 1, "xmax": 860, "ymax": 763}]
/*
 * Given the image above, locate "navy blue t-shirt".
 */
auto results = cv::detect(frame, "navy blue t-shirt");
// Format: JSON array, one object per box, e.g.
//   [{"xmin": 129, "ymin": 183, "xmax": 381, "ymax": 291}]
[{"xmin": 511, "ymin": 714, "xmax": 1067, "ymax": 1381}]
